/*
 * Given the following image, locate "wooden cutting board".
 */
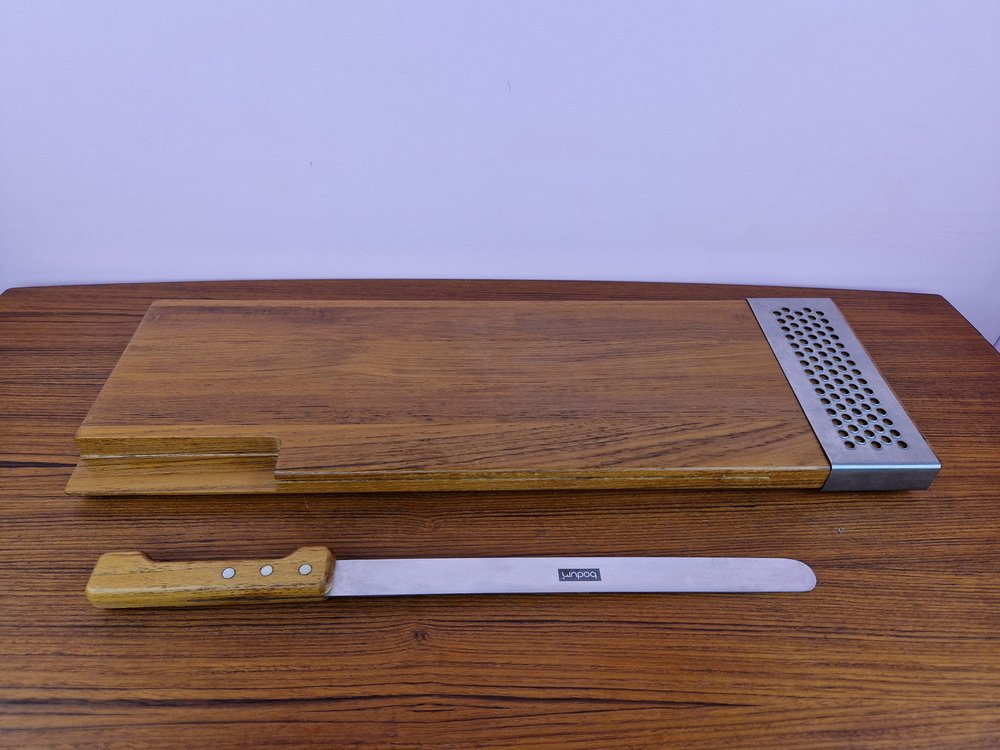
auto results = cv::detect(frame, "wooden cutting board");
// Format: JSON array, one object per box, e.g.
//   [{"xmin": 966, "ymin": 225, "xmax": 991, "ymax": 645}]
[{"xmin": 65, "ymin": 298, "xmax": 935, "ymax": 495}]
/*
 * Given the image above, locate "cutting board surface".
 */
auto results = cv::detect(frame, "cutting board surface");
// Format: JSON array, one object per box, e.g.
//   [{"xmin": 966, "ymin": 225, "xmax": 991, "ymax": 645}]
[{"xmin": 69, "ymin": 299, "xmax": 829, "ymax": 493}]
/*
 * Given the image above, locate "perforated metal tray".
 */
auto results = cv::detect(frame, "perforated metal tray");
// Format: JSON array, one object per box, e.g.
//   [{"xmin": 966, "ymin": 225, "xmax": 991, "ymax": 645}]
[{"xmin": 749, "ymin": 298, "xmax": 939, "ymax": 491}]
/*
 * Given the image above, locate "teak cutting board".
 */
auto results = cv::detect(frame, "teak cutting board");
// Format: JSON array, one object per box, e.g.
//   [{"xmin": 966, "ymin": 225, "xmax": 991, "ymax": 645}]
[{"xmin": 66, "ymin": 299, "xmax": 938, "ymax": 495}]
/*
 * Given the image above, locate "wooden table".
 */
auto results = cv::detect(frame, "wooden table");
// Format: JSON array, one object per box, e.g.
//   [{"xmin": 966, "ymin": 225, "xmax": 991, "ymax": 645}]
[{"xmin": 1, "ymin": 280, "xmax": 998, "ymax": 749}]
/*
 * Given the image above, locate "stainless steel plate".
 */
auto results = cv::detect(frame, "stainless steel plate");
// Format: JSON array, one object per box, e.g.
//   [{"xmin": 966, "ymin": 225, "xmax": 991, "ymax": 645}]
[{"xmin": 748, "ymin": 298, "xmax": 939, "ymax": 491}]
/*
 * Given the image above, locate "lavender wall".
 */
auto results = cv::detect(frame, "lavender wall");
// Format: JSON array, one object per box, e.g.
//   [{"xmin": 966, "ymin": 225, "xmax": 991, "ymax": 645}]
[{"xmin": 2, "ymin": 2, "xmax": 998, "ymax": 344}]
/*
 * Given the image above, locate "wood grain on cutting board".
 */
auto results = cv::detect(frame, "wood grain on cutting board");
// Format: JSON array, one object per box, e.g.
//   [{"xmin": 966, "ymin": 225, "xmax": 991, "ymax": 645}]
[{"xmin": 69, "ymin": 299, "xmax": 829, "ymax": 494}]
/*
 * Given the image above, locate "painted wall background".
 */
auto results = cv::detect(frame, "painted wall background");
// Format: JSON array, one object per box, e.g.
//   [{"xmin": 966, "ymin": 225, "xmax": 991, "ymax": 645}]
[{"xmin": 2, "ymin": 1, "xmax": 998, "ymax": 344}]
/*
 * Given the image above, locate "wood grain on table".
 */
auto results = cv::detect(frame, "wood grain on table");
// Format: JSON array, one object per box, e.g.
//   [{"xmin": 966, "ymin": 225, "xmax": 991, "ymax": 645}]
[{"xmin": 1, "ymin": 280, "xmax": 998, "ymax": 749}]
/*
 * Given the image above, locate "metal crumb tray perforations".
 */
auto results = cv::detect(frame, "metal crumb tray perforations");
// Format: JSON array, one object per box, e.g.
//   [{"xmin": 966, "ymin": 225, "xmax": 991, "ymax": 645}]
[{"xmin": 749, "ymin": 298, "xmax": 940, "ymax": 491}]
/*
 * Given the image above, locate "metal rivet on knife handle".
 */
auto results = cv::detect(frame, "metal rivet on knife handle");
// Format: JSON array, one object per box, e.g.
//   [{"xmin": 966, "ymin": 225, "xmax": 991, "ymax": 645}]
[{"xmin": 85, "ymin": 547, "xmax": 335, "ymax": 609}]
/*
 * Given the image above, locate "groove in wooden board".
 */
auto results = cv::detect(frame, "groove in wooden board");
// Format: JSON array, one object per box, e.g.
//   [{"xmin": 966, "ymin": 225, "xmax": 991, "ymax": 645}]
[
  {"xmin": 70, "ymin": 298, "xmax": 831, "ymax": 494},
  {"xmin": 273, "ymin": 470, "xmax": 826, "ymax": 493}
]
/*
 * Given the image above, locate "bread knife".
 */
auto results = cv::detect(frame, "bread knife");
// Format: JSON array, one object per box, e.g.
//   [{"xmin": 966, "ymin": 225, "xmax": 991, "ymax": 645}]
[{"xmin": 86, "ymin": 548, "xmax": 816, "ymax": 608}]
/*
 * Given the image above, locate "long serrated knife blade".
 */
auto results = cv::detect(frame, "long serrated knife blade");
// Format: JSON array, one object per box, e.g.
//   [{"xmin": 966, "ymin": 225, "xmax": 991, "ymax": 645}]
[{"xmin": 327, "ymin": 557, "xmax": 816, "ymax": 597}]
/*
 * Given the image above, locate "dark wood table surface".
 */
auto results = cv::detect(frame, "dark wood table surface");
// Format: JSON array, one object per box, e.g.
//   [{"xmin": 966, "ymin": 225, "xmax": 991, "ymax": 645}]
[{"xmin": 1, "ymin": 280, "xmax": 998, "ymax": 749}]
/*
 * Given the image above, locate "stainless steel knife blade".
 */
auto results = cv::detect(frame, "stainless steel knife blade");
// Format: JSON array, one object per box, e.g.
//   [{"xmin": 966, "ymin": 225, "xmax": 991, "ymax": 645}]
[{"xmin": 327, "ymin": 556, "xmax": 816, "ymax": 597}]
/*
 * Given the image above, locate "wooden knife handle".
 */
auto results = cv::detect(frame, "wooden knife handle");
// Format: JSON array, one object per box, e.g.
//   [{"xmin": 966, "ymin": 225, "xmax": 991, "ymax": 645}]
[{"xmin": 86, "ymin": 547, "xmax": 335, "ymax": 608}]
